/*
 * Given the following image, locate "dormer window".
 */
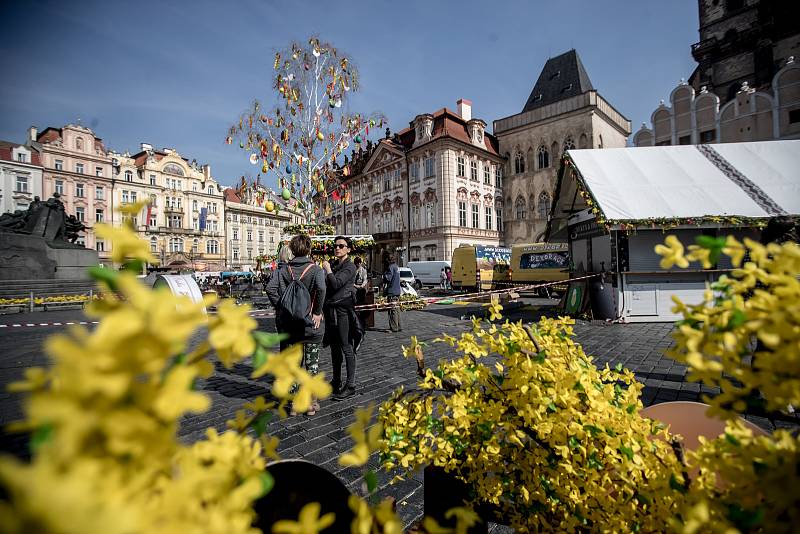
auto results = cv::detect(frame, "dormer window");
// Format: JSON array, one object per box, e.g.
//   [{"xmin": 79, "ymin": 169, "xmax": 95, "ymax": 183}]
[
  {"xmin": 467, "ymin": 119, "xmax": 486, "ymax": 146},
  {"xmin": 549, "ymin": 70, "xmax": 561, "ymax": 80},
  {"xmin": 561, "ymin": 83, "xmax": 573, "ymax": 93},
  {"xmin": 414, "ymin": 115, "xmax": 434, "ymax": 145},
  {"xmin": 532, "ymin": 94, "xmax": 543, "ymax": 102}
]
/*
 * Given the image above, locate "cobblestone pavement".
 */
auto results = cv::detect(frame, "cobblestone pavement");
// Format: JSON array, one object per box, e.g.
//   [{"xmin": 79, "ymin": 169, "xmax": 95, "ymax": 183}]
[{"xmin": 0, "ymin": 301, "xmax": 796, "ymax": 529}]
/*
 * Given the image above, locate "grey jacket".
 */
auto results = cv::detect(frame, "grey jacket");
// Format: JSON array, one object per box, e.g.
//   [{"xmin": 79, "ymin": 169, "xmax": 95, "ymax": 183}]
[{"xmin": 266, "ymin": 257, "xmax": 326, "ymax": 343}]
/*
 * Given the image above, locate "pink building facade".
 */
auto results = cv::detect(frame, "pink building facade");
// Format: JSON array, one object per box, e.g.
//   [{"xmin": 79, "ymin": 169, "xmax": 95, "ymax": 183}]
[{"xmin": 34, "ymin": 124, "xmax": 114, "ymax": 263}]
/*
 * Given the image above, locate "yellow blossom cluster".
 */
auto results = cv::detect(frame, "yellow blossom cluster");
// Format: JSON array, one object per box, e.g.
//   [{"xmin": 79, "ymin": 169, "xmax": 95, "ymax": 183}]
[
  {"xmin": 0, "ymin": 294, "xmax": 99, "ymax": 306},
  {"xmin": 0, "ymin": 272, "xmax": 267, "ymax": 533},
  {"xmin": 0, "ymin": 218, "xmax": 358, "ymax": 533},
  {"xmin": 379, "ymin": 310, "xmax": 686, "ymax": 532},
  {"xmin": 657, "ymin": 235, "xmax": 800, "ymax": 533}
]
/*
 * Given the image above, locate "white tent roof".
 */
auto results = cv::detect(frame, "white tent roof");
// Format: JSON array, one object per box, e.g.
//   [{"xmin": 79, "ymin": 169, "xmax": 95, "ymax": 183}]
[{"xmin": 566, "ymin": 140, "xmax": 800, "ymax": 221}]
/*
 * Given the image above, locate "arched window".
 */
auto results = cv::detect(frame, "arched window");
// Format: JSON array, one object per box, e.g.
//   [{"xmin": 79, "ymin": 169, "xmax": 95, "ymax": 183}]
[
  {"xmin": 514, "ymin": 152, "xmax": 525, "ymax": 174},
  {"xmin": 192, "ymin": 239, "xmax": 199, "ymax": 253},
  {"xmin": 579, "ymin": 133, "xmax": 588, "ymax": 149},
  {"xmin": 124, "ymin": 170, "xmax": 133, "ymax": 182},
  {"xmin": 206, "ymin": 240, "xmax": 219, "ymax": 254},
  {"xmin": 537, "ymin": 145, "xmax": 549, "ymax": 169},
  {"xmin": 170, "ymin": 238, "xmax": 183, "ymax": 252},
  {"xmin": 515, "ymin": 196, "xmax": 527, "ymax": 220},
  {"xmin": 563, "ymin": 136, "xmax": 575, "ymax": 152},
  {"xmin": 538, "ymin": 191, "xmax": 551, "ymax": 219},
  {"xmin": 150, "ymin": 236, "xmax": 157, "ymax": 253},
  {"xmin": 207, "ymin": 186, "xmax": 214, "ymax": 195}
]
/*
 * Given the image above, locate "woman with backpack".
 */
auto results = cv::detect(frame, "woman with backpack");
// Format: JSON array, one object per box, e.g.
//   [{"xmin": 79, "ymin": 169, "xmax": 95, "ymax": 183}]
[
  {"xmin": 321, "ymin": 236, "xmax": 358, "ymax": 400},
  {"xmin": 266, "ymin": 235, "xmax": 326, "ymax": 415}
]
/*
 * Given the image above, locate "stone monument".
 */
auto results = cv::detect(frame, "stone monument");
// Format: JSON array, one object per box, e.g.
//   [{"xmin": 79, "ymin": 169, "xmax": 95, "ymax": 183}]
[{"xmin": 0, "ymin": 193, "xmax": 100, "ymax": 280}]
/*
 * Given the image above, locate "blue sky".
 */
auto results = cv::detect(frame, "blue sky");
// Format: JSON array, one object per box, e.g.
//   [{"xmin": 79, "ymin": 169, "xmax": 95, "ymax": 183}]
[{"xmin": 0, "ymin": 0, "xmax": 698, "ymax": 187}]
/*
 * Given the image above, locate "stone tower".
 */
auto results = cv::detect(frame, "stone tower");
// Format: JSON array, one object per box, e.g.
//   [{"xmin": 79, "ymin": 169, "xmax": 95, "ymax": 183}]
[
  {"xmin": 494, "ymin": 50, "xmax": 630, "ymax": 244},
  {"xmin": 689, "ymin": 0, "xmax": 800, "ymax": 104}
]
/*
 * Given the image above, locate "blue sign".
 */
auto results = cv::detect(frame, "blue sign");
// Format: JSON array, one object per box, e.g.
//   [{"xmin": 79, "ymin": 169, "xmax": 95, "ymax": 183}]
[{"xmin": 199, "ymin": 207, "xmax": 207, "ymax": 231}]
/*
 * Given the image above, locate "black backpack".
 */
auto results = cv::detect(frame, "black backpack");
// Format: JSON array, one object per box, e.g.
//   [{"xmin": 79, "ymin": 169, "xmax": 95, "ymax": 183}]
[{"xmin": 278, "ymin": 264, "xmax": 316, "ymax": 325}]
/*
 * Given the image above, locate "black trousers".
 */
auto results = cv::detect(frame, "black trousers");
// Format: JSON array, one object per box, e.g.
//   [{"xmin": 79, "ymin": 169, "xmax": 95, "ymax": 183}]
[{"xmin": 328, "ymin": 307, "xmax": 356, "ymax": 388}]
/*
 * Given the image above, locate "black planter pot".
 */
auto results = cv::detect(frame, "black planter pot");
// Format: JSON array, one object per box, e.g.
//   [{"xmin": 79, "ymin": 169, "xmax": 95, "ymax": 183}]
[{"xmin": 252, "ymin": 459, "xmax": 355, "ymax": 531}]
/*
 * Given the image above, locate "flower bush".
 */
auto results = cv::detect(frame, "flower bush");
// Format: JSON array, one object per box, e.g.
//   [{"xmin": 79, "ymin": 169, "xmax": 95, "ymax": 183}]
[
  {"xmin": 0, "ymin": 214, "xmax": 401, "ymax": 533},
  {"xmin": 377, "ymin": 235, "xmax": 799, "ymax": 532},
  {"xmin": 380, "ymin": 312, "xmax": 685, "ymax": 531},
  {"xmin": 659, "ymin": 235, "xmax": 800, "ymax": 533}
]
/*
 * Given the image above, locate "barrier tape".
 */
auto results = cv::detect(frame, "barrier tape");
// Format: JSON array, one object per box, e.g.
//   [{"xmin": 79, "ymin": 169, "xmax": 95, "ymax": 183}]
[{"xmin": 353, "ymin": 273, "xmax": 602, "ymax": 312}]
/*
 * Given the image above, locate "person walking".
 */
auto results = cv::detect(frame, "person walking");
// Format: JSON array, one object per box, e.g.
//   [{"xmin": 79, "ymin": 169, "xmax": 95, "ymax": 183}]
[
  {"xmin": 440, "ymin": 268, "xmax": 447, "ymax": 289},
  {"xmin": 322, "ymin": 236, "xmax": 358, "ymax": 400},
  {"xmin": 445, "ymin": 267, "xmax": 452, "ymax": 290},
  {"xmin": 353, "ymin": 256, "xmax": 369, "ymax": 325},
  {"xmin": 382, "ymin": 253, "xmax": 402, "ymax": 333},
  {"xmin": 266, "ymin": 235, "xmax": 326, "ymax": 416}
]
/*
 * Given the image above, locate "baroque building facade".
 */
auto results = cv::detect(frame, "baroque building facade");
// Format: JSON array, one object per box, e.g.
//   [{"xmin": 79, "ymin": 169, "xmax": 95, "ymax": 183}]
[
  {"xmin": 110, "ymin": 145, "xmax": 227, "ymax": 271},
  {"xmin": 494, "ymin": 50, "xmax": 631, "ymax": 244},
  {"xmin": 320, "ymin": 100, "xmax": 505, "ymax": 265},
  {"xmin": 34, "ymin": 124, "xmax": 115, "ymax": 262},
  {"xmin": 634, "ymin": 0, "xmax": 800, "ymax": 146},
  {"xmin": 0, "ymin": 139, "xmax": 43, "ymax": 215},
  {"xmin": 222, "ymin": 186, "xmax": 299, "ymax": 271}
]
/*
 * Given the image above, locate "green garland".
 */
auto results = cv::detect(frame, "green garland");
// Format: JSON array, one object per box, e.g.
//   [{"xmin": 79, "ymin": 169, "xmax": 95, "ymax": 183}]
[{"xmin": 284, "ymin": 223, "xmax": 335, "ymax": 236}]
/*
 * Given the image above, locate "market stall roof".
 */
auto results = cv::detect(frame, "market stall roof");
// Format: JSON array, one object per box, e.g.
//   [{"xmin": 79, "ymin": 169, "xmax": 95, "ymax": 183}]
[
  {"xmin": 565, "ymin": 140, "xmax": 800, "ymax": 221},
  {"xmin": 546, "ymin": 140, "xmax": 800, "ymax": 241}
]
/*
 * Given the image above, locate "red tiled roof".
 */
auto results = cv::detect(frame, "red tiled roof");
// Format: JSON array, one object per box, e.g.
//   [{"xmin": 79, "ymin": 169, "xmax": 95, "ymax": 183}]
[
  {"xmin": 36, "ymin": 128, "xmax": 62, "ymax": 144},
  {"xmin": 0, "ymin": 140, "xmax": 42, "ymax": 166},
  {"xmin": 131, "ymin": 150, "xmax": 166, "ymax": 166},
  {"xmin": 398, "ymin": 107, "xmax": 501, "ymax": 156},
  {"xmin": 224, "ymin": 188, "xmax": 241, "ymax": 203}
]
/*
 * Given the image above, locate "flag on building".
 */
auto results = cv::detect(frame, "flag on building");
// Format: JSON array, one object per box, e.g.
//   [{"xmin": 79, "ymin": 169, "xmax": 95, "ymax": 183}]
[{"xmin": 199, "ymin": 207, "xmax": 207, "ymax": 231}]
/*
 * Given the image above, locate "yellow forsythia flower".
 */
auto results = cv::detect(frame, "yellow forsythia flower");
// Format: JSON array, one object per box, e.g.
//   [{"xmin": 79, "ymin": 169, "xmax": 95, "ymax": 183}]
[{"xmin": 271, "ymin": 502, "xmax": 334, "ymax": 534}]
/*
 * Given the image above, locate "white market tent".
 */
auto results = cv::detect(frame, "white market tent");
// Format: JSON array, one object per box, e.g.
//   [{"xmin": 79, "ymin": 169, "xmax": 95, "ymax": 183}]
[
  {"xmin": 564, "ymin": 140, "xmax": 800, "ymax": 223},
  {"xmin": 548, "ymin": 140, "xmax": 800, "ymax": 322}
]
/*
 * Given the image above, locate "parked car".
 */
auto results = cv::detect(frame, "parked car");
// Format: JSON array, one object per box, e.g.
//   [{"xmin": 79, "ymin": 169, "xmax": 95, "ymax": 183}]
[
  {"xmin": 408, "ymin": 260, "xmax": 451, "ymax": 288},
  {"xmin": 398, "ymin": 267, "xmax": 415, "ymax": 287}
]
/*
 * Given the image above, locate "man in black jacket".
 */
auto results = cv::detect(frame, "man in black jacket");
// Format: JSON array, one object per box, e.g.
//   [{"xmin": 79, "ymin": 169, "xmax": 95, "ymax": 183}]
[
  {"xmin": 322, "ymin": 236, "xmax": 358, "ymax": 400},
  {"xmin": 266, "ymin": 235, "xmax": 326, "ymax": 415}
]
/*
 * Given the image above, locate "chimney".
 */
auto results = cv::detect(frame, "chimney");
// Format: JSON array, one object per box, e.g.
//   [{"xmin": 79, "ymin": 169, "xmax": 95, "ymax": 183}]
[
  {"xmin": 140, "ymin": 142, "xmax": 153, "ymax": 152},
  {"xmin": 202, "ymin": 164, "xmax": 211, "ymax": 179},
  {"xmin": 28, "ymin": 126, "xmax": 37, "ymax": 142},
  {"xmin": 457, "ymin": 99, "xmax": 472, "ymax": 121}
]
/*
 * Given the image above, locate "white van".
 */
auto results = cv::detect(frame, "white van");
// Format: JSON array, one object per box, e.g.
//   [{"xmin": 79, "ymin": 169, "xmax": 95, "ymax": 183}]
[{"xmin": 408, "ymin": 260, "xmax": 451, "ymax": 288}]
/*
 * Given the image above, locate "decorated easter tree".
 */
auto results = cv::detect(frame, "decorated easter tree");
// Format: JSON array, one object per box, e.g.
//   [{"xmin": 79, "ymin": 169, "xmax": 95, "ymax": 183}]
[{"xmin": 228, "ymin": 37, "xmax": 385, "ymax": 223}]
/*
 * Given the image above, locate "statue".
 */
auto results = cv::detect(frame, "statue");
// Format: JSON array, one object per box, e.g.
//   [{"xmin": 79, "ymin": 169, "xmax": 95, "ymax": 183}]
[
  {"xmin": 0, "ymin": 192, "xmax": 98, "ymax": 280},
  {"xmin": 0, "ymin": 192, "xmax": 85, "ymax": 248}
]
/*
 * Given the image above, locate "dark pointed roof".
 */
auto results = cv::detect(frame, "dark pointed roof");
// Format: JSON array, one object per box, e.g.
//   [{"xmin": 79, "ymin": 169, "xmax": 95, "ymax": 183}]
[{"xmin": 522, "ymin": 49, "xmax": 595, "ymax": 112}]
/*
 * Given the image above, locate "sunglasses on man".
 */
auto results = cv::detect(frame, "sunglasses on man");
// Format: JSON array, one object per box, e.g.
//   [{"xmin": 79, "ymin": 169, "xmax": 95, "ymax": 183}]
[{"xmin": 334, "ymin": 243, "xmax": 348, "ymax": 249}]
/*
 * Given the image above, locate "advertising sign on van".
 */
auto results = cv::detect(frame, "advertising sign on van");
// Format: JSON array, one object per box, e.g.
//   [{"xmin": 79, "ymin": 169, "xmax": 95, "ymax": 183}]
[
  {"xmin": 520, "ymin": 242, "xmax": 568, "ymax": 253},
  {"xmin": 476, "ymin": 246, "xmax": 511, "ymax": 271}
]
